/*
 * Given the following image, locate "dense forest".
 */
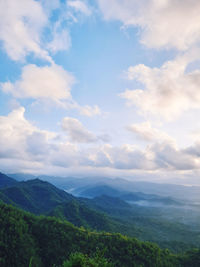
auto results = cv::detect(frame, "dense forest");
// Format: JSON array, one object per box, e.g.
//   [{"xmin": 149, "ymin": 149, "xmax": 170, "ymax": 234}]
[{"xmin": 1, "ymin": 201, "xmax": 199, "ymax": 267}]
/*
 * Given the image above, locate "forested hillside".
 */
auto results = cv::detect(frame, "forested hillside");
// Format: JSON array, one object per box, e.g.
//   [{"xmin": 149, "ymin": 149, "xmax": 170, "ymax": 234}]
[
  {"xmin": 1, "ymin": 201, "xmax": 198, "ymax": 267},
  {"xmin": 1, "ymin": 175, "xmax": 200, "ymax": 253}
]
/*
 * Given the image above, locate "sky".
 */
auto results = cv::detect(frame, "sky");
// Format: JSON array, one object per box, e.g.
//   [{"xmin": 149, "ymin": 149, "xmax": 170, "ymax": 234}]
[{"xmin": 1, "ymin": 0, "xmax": 200, "ymax": 184}]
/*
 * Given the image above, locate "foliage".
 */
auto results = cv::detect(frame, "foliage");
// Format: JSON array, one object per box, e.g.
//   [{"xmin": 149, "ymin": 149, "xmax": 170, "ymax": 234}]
[
  {"xmin": 1, "ymin": 177, "xmax": 200, "ymax": 254},
  {"xmin": 62, "ymin": 251, "xmax": 114, "ymax": 267},
  {"xmin": 0, "ymin": 202, "xmax": 183, "ymax": 267}
]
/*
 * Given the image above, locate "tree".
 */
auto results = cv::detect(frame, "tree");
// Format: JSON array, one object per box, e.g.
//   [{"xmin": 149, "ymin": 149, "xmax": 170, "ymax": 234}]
[{"xmin": 62, "ymin": 252, "xmax": 114, "ymax": 267}]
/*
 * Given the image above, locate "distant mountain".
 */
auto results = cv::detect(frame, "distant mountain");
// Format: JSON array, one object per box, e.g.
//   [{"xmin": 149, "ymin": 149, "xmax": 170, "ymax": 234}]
[
  {"xmin": 77, "ymin": 185, "xmax": 181, "ymax": 207},
  {"xmin": 8, "ymin": 173, "xmax": 37, "ymax": 181},
  {"xmin": 80, "ymin": 195, "xmax": 132, "ymax": 220},
  {"xmin": 78, "ymin": 185, "xmax": 122, "ymax": 198},
  {"xmin": 120, "ymin": 192, "xmax": 181, "ymax": 206},
  {"xmin": 0, "ymin": 172, "xmax": 18, "ymax": 188},
  {"xmin": 9, "ymin": 173, "xmax": 200, "ymax": 202},
  {"xmin": 35, "ymin": 174, "xmax": 200, "ymax": 202}
]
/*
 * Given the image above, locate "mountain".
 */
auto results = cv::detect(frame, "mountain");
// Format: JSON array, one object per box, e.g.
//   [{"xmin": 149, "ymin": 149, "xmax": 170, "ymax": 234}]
[
  {"xmin": 7, "ymin": 173, "xmax": 37, "ymax": 181},
  {"xmin": 0, "ymin": 172, "xmax": 18, "ymax": 188},
  {"xmin": 0, "ymin": 173, "xmax": 200, "ymax": 253},
  {"xmin": 78, "ymin": 185, "xmax": 122, "ymax": 198},
  {"xmin": 0, "ymin": 177, "xmax": 128, "ymax": 233},
  {"xmin": 120, "ymin": 192, "xmax": 181, "ymax": 206},
  {"xmin": 47, "ymin": 199, "xmax": 118, "ymax": 232},
  {"xmin": 45, "ymin": 175, "xmax": 200, "ymax": 202},
  {"xmin": 82, "ymin": 194, "xmax": 132, "ymax": 212},
  {"xmin": 77, "ymin": 185, "xmax": 181, "ymax": 207},
  {"xmin": 0, "ymin": 178, "xmax": 74, "ymax": 214},
  {"xmin": 0, "ymin": 201, "xmax": 192, "ymax": 267},
  {"xmin": 9, "ymin": 174, "xmax": 200, "ymax": 202},
  {"xmin": 80, "ymin": 194, "xmax": 200, "ymax": 251}
]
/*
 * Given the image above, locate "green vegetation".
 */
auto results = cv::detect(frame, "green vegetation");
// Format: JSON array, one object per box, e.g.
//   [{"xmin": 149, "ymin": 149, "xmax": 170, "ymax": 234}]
[
  {"xmin": 62, "ymin": 251, "xmax": 114, "ymax": 267},
  {"xmin": 81, "ymin": 195, "xmax": 200, "ymax": 252},
  {"xmin": 0, "ymin": 177, "xmax": 200, "ymax": 253},
  {"xmin": 0, "ymin": 201, "xmax": 185, "ymax": 267},
  {"xmin": 0, "ymin": 179, "xmax": 74, "ymax": 214},
  {"xmin": 48, "ymin": 200, "xmax": 117, "ymax": 232}
]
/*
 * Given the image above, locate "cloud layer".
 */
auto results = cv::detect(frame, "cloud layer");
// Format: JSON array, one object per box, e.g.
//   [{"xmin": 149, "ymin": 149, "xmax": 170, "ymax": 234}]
[{"xmin": 0, "ymin": 107, "xmax": 200, "ymax": 176}]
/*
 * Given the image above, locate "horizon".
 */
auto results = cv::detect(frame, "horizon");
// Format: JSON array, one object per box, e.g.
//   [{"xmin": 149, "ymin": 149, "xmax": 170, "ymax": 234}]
[
  {"xmin": 4, "ymin": 171, "xmax": 200, "ymax": 187},
  {"xmin": 1, "ymin": 0, "xmax": 200, "ymax": 185}
]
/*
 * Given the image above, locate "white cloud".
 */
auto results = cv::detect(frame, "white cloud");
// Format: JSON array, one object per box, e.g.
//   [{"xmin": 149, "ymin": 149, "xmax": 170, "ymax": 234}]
[
  {"xmin": 0, "ymin": 0, "xmax": 52, "ymax": 62},
  {"xmin": 127, "ymin": 121, "xmax": 174, "ymax": 143},
  {"xmin": 79, "ymin": 105, "xmax": 101, "ymax": 117},
  {"xmin": 1, "ymin": 63, "xmax": 102, "ymax": 116},
  {"xmin": 67, "ymin": 0, "xmax": 92, "ymax": 16},
  {"xmin": 120, "ymin": 52, "xmax": 200, "ymax": 120},
  {"xmin": 1, "ymin": 64, "xmax": 75, "ymax": 105},
  {"xmin": 101, "ymin": 144, "xmax": 156, "ymax": 170},
  {"xmin": 1, "ymin": 107, "xmax": 200, "ymax": 176},
  {"xmin": 0, "ymin": 107, "xmax": 56, "ymax": 161},
  {"xmin": 41, "ymin": 0, "xmax": 61, "ymax": 15},
  {"xmin": 62, "ymin": 117, "xmax": 98, "ymax": 143},
  {"xmin": 0, "ymin": 0, "xmax": 91, "ymax": 61},
  {"xmin": 47, "ymin": 29, "xmax": 71, "ymax": 53},
  {"xmin": 97, "ymin": 0, "xmax": 200, "ymax": 50}
]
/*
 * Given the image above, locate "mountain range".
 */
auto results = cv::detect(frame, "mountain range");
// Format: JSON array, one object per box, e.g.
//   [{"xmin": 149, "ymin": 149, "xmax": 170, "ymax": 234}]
[{"xmin": 0, "ymin": 171, "xmax": 200, "ymax": 253}]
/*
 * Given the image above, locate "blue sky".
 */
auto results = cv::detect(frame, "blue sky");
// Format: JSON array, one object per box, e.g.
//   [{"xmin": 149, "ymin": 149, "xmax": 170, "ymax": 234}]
[{"xmin": 1, "ymin": 0, "xmax": 200, "ymax": 185}]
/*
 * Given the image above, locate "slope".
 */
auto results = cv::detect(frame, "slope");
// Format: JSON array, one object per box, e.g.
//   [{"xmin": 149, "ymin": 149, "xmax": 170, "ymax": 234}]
[
  {"xmin": 0, "ymin": 201, "xmax": 183, "ymax": 267},
  {"xmin": 0, "ymin": 172, "xmax": 18, "ymax": 188},
  {"xmin": 0, "ymin": 179, "xmax": 74, "ymax": 214}
]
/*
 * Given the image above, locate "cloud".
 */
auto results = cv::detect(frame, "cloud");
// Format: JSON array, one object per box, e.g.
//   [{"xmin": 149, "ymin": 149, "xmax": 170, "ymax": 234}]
[
  {"xmin": 101, "ymin": 144, "xmax": 156, "ymax": 170},
  {"xmin": 184, "ymin": 142, "xmax": 200, "ymax": 158},
  {"xmin": 127, "ymin": 121, "xmax": 174, "ymax": 143},
  {"xmin": 0, "ymin": 0, "xmax": 52, "ymax": 62},
  {"xmin": 41, "ymin": 0, "xmax": 61, "ymax": 15},
  {"xmin": 1, "ymin": 107, "xmax": 200, "ymax": 176},
  {"xmin": 152, "ymin": 142, "xmax": 198, "ymax": 170},
  {"xmin": 1, "ymin": 63, "xmax": 75, "ymax": 105},
  {"xmin": 79, "ymin": 105, "xmax": 101, "ymax": 117},
  {"xmin": 67, "ymin": 0, "xmax": 92, "ymax": 16},
  {"xmin": 0, "ymin": 107, "xmax": 56, "ymax": 161},
  {"xmin": 97, "ymin": 0, "xmax": 200, "ymax": 50},
  {"xmin": 1, "ymin": 63, "xmax": 102, "ymax": 116},
  {"xmin": 120, "ymin": 52, "xmax": 200, "ymax": 120},
  {"xmin": 0, "ymin": 0, "xmax": 91, "ymax": 61},
  {"xmin": 62, "ymin": 117, "xmax": 98, "ymax": 143},
  {"xmin": 47, "ymin": 29, "xmax": 71, "ymax": 53},
  {"xmin": 49, "ymin": 142, "xmax": 80, "ymax": 168}
]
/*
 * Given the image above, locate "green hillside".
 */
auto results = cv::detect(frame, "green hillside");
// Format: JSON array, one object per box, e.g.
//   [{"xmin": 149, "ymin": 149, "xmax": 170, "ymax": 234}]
[
  {"xmin": 0, "ymin": 177, "xmax": 200, "ymax": 253},
  {"xmin": 0, "ymin": 201, "xmax": 185, "ymax": 267},
  {"xmin": 47, "ymin": 199, "xmax": 120, "ymax": 232},
  {"xmin": 0, "ymin": 179, "xmax": 74, "ymax": 214}
]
